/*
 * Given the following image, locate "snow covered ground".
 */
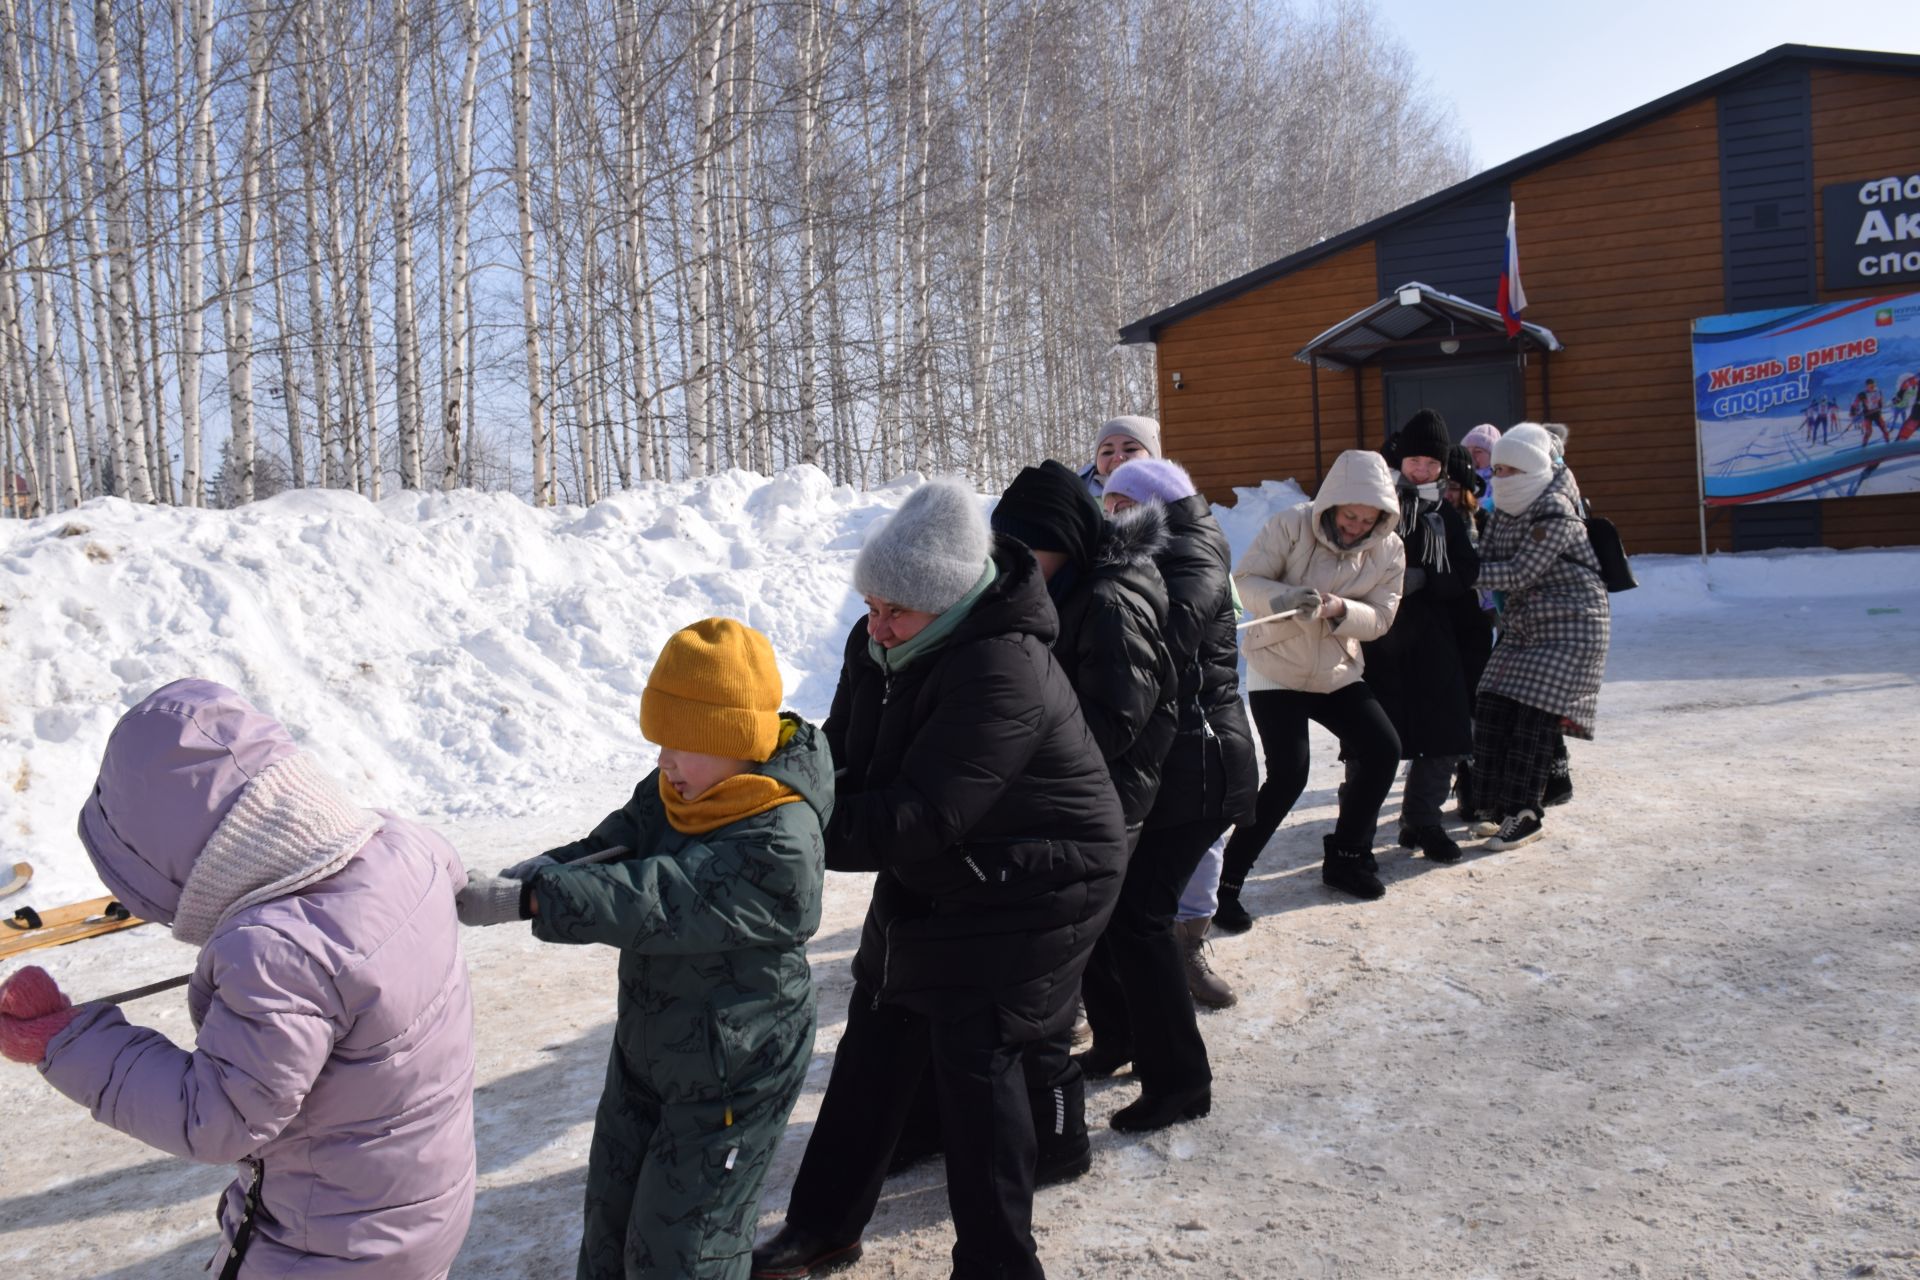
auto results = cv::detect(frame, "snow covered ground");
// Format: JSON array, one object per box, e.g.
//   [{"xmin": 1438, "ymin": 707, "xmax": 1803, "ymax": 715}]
[{"xmin": 2, "ymin": 471, "xmax": 1918, "ymax": 1278}]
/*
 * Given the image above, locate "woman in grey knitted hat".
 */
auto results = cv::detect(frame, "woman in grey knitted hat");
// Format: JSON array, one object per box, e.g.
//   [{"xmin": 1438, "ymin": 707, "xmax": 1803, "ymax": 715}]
[
  {"xmin": 756, "ymin": 478, "xmax": 1127, "ymax": 1280},
  {"xmin": 1080, "ymin": 415, "xmax": 1161, "ymax": 497}
]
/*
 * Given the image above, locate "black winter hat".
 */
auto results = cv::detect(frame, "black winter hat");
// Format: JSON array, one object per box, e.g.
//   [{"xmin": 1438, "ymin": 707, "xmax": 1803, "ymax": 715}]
[
  {"xmin": 1395, "ymin": 408, "xmax": 1452, "ymax": 464},
  {"xmin": 1446, "ymin": 444, "xmax": 1484, "ymax": 496},
  {"xmin": 990, "ymin": 459, "xmax": 1103, "ymax": 569}
]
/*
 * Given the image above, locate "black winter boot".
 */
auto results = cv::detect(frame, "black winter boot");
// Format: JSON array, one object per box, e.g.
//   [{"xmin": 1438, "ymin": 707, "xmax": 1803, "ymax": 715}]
[
  {"xmin": 1110, "ymin": 1083, "xmax": 1212, "ymax": 1133},
  {"xmin": 1398, "ymin": 823, "xmax": 1462, "ymax": 863},
  {"xmin": 1030, "ymin": 1074, "xmax": 1092, "ymax": 1186},
  {"xmin": 751, "ymin": 1224, "xmax": 863, "ymax": 1279},
  {"xmin": 1321, "ymin": 835, "xmax": 1385, "ymax": 900},
  {"xmin": 1212, "ymin": 882, "xmax": 1253, "ymax": 934}
]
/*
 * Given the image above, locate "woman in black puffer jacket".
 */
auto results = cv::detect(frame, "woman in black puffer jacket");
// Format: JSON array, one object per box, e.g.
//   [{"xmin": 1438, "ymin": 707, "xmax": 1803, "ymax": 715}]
[
  {"xmin": 1084, "ymin": 458, "xmax": 1259, "ymax": 1111},
  {"xmin": 1362, "ymin": 410, "xmax": 1482, "ymax": 864},
  {"xmin": 755, "ymin": 478, "xmax": 1125, "ymax": 1280}
]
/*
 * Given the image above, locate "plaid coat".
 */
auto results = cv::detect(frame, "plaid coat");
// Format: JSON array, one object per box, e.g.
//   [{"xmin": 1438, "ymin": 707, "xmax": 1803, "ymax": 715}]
[{"xmin": 1476, "ymin": 467, "xmax": 1610, "ymax": 738}]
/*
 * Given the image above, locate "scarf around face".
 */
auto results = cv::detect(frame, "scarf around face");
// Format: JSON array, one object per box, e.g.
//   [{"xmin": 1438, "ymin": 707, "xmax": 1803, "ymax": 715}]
[
  {"xmin": 1492, "ymin": 468, "xmax": 1553, "ymax": 515},
  {"xmin": 867, "ymin": 559, "xmax": 998, "ymax": 674},
  {"xmin": 659, "ymin": 716, "xmax": 804, "ymax": 835}
]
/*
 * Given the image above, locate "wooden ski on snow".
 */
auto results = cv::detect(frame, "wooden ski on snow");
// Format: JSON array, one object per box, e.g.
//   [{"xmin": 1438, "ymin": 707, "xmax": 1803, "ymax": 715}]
[{"xmin": 0, "ymin": 895, "xmax": 146, "ymax": 960}]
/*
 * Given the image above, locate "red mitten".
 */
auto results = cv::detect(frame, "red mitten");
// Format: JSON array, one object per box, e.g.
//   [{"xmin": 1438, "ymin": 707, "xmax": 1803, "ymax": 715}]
[{"xmin": 0, "ymin": 965, "xmax": 79, "ymax": 1065}]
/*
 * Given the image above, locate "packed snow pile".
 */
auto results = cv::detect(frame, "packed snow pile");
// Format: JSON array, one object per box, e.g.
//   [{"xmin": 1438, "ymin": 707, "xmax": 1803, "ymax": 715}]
[
  {"xmin": 2, "ymin": 464, "xmax": 1912, "ymax": 906},
  {"xmin": 0, "ymin": 467, "xmax": 907, "ymax": 902}
]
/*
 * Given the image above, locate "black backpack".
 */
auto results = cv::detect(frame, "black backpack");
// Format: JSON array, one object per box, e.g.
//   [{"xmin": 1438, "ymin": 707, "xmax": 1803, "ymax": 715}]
[
  {"xmin": 1548, "ymin": 511, "xmax": 1637, "ymax": 592},
  {"xmin": 1583, "ymin": 514, "xmax": 1637, "ymax": 593}
]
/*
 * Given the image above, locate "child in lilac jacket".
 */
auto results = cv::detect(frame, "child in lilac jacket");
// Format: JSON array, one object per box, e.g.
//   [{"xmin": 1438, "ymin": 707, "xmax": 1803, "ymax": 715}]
[{"xmin": 0, "ymin": 679, "xmax": 477, "ymax": 1278}]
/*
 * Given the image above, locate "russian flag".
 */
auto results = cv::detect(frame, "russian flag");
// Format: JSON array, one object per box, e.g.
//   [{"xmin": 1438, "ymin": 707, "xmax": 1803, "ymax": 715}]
[{"xmin": 1496, "ymin": 202, "xmax": 1527, "ymax": 338}]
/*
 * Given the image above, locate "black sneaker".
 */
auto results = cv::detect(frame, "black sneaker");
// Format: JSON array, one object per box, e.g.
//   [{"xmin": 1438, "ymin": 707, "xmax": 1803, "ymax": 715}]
[
  {"xmin": 1542, "ymin": 765, "xmax": 1573, "ymax": 808},
  {"xmin": 1485, "ymin": 808, "xmax": 1544, "ymax": 851}
]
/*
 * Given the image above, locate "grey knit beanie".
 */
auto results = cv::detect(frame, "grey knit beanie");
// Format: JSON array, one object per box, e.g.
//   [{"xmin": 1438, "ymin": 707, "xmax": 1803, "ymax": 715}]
[
  {"xmin": 1540, "ymin": 421, "xmax": 1570, "ymax": 462},
  {"xmin": 1094, "ymin": 415, "xmax": 1161, "ymax": 458},
  {"xmin": 854, "ymin": 477, "xmax": 992, "ymax": 614}
]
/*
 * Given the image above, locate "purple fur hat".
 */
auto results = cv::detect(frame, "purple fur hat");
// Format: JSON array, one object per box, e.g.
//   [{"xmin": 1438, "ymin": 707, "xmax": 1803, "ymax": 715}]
[{"xmin": 1103, "ymin": 457, "xmax": 1198, "ymax": 505}]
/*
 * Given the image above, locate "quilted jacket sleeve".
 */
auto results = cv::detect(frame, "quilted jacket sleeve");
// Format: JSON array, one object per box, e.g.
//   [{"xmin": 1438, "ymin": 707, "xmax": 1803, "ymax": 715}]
[
  {"xmin": 40, "ymin": 928, "xmax": 339, "ymax": 1165},
  {"xmin": 529, "ymin": 802, "xmax": 820, "ymax": 956},
  {"xmin": 825, "ymin": 637, "xmax": 1046, "ymax": 875}
]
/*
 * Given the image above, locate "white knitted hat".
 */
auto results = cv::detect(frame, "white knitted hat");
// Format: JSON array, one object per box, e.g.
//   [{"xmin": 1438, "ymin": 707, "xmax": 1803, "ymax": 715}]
[
  {"xmin": 853, "ymin": 478, "xmax": 993, "ymax": 614},
  {"xmin": 171, "ymin": 752, "xmax": 381, "ymax": 946},
  {"xmin": 1494, "ymin": 423, "xmax": 1555, "ymax": 476}
]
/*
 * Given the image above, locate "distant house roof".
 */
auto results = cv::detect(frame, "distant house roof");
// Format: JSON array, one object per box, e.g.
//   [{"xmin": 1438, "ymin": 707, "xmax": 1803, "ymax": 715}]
[{"xmin": 1119, "ymin": 44, "xmax": 1920, "ymax": 345}]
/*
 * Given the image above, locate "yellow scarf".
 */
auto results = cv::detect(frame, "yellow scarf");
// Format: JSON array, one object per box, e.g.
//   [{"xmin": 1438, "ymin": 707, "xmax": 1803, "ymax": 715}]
[{"xmin": 658, "ymin": 720, "xmax": 804, "ymax": 835}]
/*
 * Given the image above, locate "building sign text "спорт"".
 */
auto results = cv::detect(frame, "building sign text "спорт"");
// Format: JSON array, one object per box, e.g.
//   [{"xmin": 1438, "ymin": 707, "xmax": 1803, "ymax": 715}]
[{"xmin": 1825, "ymin": 174, "xmax": 1920, "ymax": 289}]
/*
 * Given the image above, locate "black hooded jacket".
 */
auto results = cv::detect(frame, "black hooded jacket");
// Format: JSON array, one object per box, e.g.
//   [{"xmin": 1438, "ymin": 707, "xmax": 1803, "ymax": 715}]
[
  {"xmin": 1050, "ymin": 505, "xmax": 1178, "ymax": 826},
  {"xmin": 1362, "ymin": 472, "xmax": 1482, "ymax": 758},
  {"xmin": 824, "ymin": 536, "xmax": 1127, "ymax": 1040},
  {"xmin": 1145, "ymin": 494, "xmax": 1258, "ymax": 830}
]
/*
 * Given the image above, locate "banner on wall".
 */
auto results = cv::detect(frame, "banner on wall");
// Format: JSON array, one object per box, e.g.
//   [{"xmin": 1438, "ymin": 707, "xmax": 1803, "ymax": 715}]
[{"xmin": 1692, "ymin": 291, "xmax": 1920, "ymax": 506}]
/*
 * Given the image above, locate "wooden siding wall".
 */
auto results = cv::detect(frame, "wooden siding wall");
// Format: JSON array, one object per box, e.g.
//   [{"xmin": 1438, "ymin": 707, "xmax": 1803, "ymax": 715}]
[
  {"xmin": 1807, "ymin": 67, "xmax": 1920, "ymax": 550},
  {"xmin": 1508, "ymin": 97, "xmax": 1725, "ymax": 553},
  {"xmin": 1153, "ymin": 63, "xmax": 1920, "ymax": 555},
  {"xmin": 1154, "ymin": 243, "xmax": 1381, "ymax": 505}
]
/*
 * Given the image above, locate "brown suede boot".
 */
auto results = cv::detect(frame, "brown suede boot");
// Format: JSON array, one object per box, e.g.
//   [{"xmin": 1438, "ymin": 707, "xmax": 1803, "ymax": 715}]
[{"xmin": 1177, "ymin": 917, "xmax": 1238, "ymax": 1009}]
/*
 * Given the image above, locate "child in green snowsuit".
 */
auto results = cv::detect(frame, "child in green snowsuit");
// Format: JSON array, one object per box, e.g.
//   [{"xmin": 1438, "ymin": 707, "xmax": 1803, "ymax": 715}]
[{"xmin": 458, "ymin": 618, "xmax": 830, "ymax": 1279}]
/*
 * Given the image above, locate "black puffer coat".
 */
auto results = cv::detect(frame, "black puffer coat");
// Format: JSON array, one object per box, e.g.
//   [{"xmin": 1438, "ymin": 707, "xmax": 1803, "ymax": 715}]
[
  {"xmin": 825, "ymin": 537, "xmax": 1126, "ymax": 1042},
  {"xmin": 1362, "ymin": 475, "xmax": 1482, "ymax": 759},
  {"xmin": 1144, "ymin": 494, "xmax": 1258, "ymax": 830},
  {"xmin": 1051, "ymin": 506, "xmax": 1178, "ymax": 827}
]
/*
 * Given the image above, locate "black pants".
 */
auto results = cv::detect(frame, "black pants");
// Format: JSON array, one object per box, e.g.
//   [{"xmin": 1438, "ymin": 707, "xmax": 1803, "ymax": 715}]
[
  {"xmin": 1222, "ymin": 684, "xmax": 1401, "ymax": 885},
  {"xmin": 1400, "ymin": 755, "xmax": 1460, "ymax": 827},
  {"xmin": 786, "ymin": 985, "xmax": 1042, "ymax": 1280},
  {"xmin": 1080, "ymin": 818, "xmax": 1223, "ymax": 1094},
  {"xmin": 1471, "ymin": 693, "xmax": 1559, "ymax": 817}
]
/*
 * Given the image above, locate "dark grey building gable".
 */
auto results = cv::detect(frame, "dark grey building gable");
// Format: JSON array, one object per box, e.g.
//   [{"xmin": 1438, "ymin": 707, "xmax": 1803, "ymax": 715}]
[
  {"xmin": 1717, "ymin": 64, "xmax": 1816, "ymax": 312},
  {"xmin": 1375, "ymin": 184, "xmax": 1511, "ymax": 309}
]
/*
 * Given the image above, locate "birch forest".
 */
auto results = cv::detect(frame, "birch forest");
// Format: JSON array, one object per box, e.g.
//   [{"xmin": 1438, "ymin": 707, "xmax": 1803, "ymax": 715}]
[{"xmin": 0, "ymin": 0, "xmax": 1468, "ymax": 513}]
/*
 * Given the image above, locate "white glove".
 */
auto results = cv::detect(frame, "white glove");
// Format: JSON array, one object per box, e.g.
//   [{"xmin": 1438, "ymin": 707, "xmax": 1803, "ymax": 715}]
[{"xmin": 455, "ymin": 872, "xmax": 526, "ymax": 927}]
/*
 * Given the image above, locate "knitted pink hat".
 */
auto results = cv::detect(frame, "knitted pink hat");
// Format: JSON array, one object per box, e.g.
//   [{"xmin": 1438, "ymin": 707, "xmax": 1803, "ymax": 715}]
[
  {"xmin": 1102, "ymin": 457, "xmax": 1197, "ymax": 505},
  {"xmin": 1462, "ymin": 424, "xmax": 1501, "ymax": 457}
]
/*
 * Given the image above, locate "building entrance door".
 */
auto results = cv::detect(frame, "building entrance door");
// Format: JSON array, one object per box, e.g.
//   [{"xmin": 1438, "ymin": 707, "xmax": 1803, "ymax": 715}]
[{"xmin": 1382, "ymin": 362, "xmax": 1523, "ymax": 447}]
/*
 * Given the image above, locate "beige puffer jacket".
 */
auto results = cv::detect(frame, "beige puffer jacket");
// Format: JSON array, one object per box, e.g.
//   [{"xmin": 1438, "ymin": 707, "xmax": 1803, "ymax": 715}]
[{"xmin": 1235, "ymin": 449, "xmax": 1406, "ymax": 694}]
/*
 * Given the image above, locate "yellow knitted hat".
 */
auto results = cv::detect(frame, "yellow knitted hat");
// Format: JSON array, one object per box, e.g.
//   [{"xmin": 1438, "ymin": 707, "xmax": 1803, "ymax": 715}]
[{"xmin": 640, "ymin": 618, "xmax": 784, "ymax": 761}]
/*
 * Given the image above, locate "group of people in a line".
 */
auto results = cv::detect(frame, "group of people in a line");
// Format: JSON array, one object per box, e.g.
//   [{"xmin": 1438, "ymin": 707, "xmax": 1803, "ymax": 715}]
[{"xmin": 0, "ymin": 406, "xmax": 1611, "ymax": 1280}]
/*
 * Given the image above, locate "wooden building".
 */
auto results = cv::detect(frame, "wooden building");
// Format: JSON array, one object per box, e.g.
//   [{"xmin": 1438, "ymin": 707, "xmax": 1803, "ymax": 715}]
[{"xmin": 1119, "ymin": 45, "xmax": 1920, "ymax": 553}]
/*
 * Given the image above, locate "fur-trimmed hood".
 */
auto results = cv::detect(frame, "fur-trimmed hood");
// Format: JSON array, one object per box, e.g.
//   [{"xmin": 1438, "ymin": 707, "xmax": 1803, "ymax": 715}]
[{"xmin": 1095, "ymin": 502, "xmax": 1171, "ymax": 572}]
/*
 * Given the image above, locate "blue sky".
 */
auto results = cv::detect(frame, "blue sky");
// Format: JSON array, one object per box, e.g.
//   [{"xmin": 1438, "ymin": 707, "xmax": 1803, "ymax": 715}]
[{"xmin": 1374, "ymin": 0, "xmax": 1920, "ymax": 171}]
